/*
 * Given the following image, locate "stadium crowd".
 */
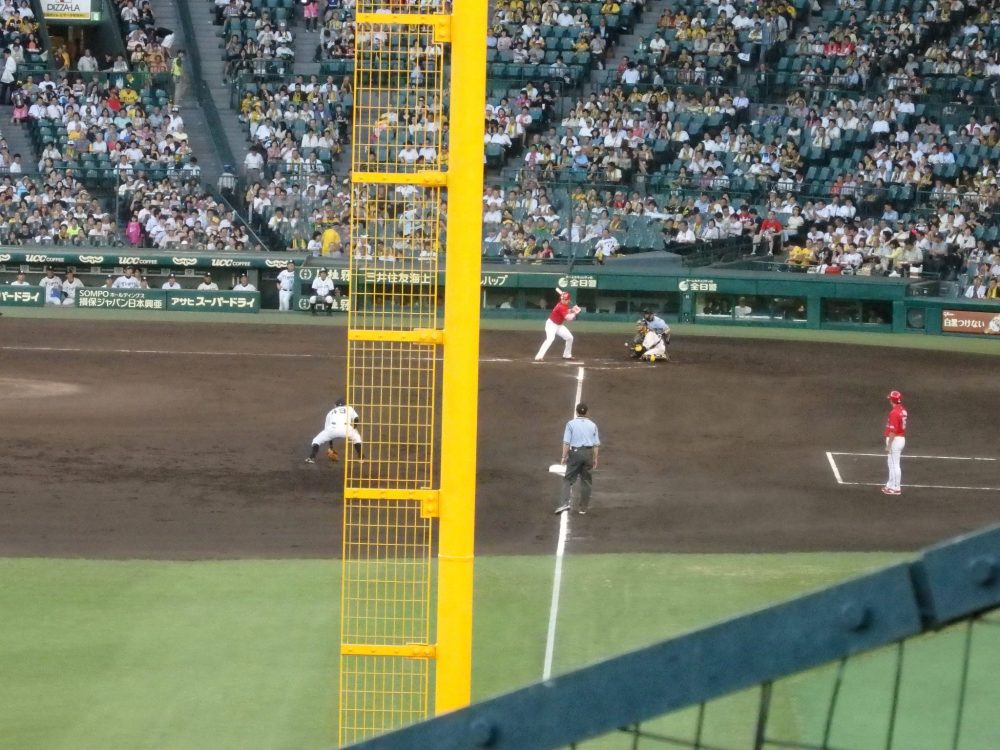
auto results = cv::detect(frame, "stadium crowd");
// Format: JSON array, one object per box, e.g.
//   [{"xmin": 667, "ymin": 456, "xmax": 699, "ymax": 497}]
[{"xmin": 0, "ymin": 0, "xmax": 996, "ymax": 302}]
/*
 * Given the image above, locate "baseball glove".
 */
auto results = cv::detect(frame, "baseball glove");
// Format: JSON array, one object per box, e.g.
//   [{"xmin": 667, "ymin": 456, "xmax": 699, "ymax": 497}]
[{"xmin": 327, "ymin": 447, "xmax": 340, "ymax": 463}]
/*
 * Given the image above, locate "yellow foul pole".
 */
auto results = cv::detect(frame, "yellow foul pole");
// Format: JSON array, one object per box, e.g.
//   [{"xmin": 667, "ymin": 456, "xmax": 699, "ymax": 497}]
[{"xmin": 435, "ymin": 0, "xmax": 488, "ymax": 713}]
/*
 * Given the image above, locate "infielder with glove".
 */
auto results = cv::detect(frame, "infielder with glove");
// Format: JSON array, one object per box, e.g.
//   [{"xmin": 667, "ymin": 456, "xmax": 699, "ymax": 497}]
[
  {"xmin": 534, "ymin": 288, "xmax": 580, "ymax": 361},
  {"xmin": 305, "ymin": 398, "xmax": 363, "ymax": 463}
]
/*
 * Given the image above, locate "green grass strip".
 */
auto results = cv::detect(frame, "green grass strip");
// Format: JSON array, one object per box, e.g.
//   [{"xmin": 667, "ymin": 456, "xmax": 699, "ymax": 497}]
[{"xmin": 10, "ymin": 553, "xmax": 996, "ymax": 750}]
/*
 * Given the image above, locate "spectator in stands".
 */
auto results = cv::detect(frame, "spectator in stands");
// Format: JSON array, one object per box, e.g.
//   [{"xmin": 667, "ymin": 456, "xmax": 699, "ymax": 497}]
[
  {"xmin": 965, "ymin": 276, "xmax": 986, "ymax": 299},
  {"xmin": 594, "ymin": 228, "xmax": 620, "ymax": 263}
]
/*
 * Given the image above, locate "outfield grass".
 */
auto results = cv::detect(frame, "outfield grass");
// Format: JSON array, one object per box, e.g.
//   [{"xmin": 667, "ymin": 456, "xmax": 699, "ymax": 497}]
[{"xmin": 7, "ymin": 553, "xmax": 996, "ymax": 750}]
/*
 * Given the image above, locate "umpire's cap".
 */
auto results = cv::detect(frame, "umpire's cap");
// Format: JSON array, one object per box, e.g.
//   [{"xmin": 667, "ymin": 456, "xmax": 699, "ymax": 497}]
[{"xmin": 576, "ymin": 402, "xmax": 588, "ymax": 416}]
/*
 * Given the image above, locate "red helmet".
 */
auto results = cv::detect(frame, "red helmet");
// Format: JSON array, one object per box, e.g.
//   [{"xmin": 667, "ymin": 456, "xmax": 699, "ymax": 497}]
[
  {"xmin": 559, "ymin": 291, "xmax": 571, "ymax": 302},
  {"xmin": 887, "ymin": 390, "xmax": 902, "ymax": 402}
]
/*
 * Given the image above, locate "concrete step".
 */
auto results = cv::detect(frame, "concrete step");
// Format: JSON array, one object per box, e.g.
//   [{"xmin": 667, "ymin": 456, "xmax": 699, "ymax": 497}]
[
  {"xmin": 154, "ymin": 0, "xmax": 226, "ymax": 183},
  {"xmin": 1, "ymin": 116, "xmax": 36, "ymax": 172}
]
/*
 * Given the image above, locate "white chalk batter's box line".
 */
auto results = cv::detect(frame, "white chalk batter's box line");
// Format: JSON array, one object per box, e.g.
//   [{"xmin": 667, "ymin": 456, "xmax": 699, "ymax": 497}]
[{"xmin": 825, "ymin": 451, "xmax": 1000, "ymax": 492}]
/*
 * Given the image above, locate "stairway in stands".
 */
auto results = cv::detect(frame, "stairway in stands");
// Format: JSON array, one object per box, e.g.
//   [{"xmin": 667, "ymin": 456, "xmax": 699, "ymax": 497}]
[
  {"xmin": 188, "ymin": 0, "xmax": 258, "ymax": 175},
  {"xmin": 1, "ymin": 116, "xmax": 36, "ymax": 173}
]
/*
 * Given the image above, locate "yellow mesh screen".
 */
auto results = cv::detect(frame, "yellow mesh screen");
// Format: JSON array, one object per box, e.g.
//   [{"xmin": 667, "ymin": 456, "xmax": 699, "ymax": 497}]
[
  {"xmin": 340, "ymin": 6, "xmax": 448, "ymax": 746},
  {"xmin": 339, "ymin": 654, "xmax": 431, "ymax": 741},
  {"xmin": 351, "ymin": 23, "xmax": 446, "ymax": 175},
  {"xmin": 345, "ymin": 342, "xmax": 437, "ymax": 489},
  {"xmin": 347, "ymin": 184, "xmax": 442, "ymax": 330},
  {"xmin": 341, "ymin": 500, "xmax": 433, "ymax": 645}
]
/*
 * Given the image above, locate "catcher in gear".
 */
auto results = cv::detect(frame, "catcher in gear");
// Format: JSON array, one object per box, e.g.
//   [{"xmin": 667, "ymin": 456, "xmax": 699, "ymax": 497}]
[{"xmin": 627, "ymin": 320, "xmax": 669, "ymax": 362}]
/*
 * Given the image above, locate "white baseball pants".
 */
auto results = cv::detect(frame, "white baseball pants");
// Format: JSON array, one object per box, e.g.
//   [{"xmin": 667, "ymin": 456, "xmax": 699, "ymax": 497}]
[
  {"xmin": 886, "ymin": 436, "xmax": 905, "ymax": 491},
  {"xmin": 312, "ymin": 426, "xmax": 363, "ymax": 447},
  {"xmin": 535, "ymin": 319, "xmax": 573, "ymax": 359},
  {"xmin": 279, "ymin": 289, "xmax": 292, "ymax": 311}
]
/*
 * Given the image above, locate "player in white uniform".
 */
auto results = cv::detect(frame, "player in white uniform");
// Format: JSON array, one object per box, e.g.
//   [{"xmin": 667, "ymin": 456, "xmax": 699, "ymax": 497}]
[
  {"xmin": 10, "ymin": 272, "xmax": 29, "ymax": 286},
  {"xmin": 309, "ymin": 268, "xmax": 336, "ymax": 315},
  {"xmin": 635, "ymin": 323, "xmax": 667, "ymax": 361},
  {"xmin": 112, "ymin": 268, "xmax": 141, "ymax": 289},
  {"xmin": 277, "ymin": 261, "xmax": 295, "ymax": 311},
  {"xmin": 61, "ymin": 271, "xmax": 85, "ymax": 305},
  {"xmin": 304, "ymin": 398, "xmax": 363, "ymax": 463},
  {"xmin": 232, "ymin": 273, "xmax": 256, "ymax": 291},
  {"xmin": 38, "ymin": 267, "xmax": 63, "ymax": 304},
  {"xmin": 161, "ymin": 274, "xmax": 182, "ymax": 290}
]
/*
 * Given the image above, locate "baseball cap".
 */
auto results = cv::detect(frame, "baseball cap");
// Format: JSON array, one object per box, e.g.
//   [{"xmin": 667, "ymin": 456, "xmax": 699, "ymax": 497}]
[{"xmin": 576, "ymin": 402, "xmax": 588, "ymax": 415}]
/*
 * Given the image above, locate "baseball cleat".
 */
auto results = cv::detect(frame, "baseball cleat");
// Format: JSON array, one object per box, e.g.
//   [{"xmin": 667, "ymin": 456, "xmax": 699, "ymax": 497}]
[
  {"xmin": 880, "ymin": 487, "xmax": 896, "ymax": 495},
  {"xmin": 533, "ymin": 356, "xmax": 543, "ymax": 362},
  {"xmin": 554, "ymin": 504, "xmax": 570, "ymax": 514},
  {"xmin": 304, "ymin": 457, "xmax": 315, "ymax": 464}
]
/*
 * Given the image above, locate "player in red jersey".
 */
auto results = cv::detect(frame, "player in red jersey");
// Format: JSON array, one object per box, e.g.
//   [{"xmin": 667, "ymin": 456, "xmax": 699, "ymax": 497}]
[
  {"xmin": 882, "ymin": 390, "xmax": 907, "ymax": 495},
  {"xmin": 534, "ymin": 288, "xmax": 580, "ymax": 361}
]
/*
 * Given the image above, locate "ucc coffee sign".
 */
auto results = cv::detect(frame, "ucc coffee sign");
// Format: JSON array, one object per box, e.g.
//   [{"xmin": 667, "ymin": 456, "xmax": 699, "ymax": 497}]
[{"xmin": 942, "ymin": 309, "xmax": 1000, "ymax": 335}]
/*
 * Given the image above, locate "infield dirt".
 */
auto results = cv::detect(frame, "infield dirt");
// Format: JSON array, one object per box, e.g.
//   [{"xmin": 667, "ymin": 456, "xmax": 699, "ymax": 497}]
[{"xmin": 1, "ymin": 318, "xmax": 996, "ymax": 559}]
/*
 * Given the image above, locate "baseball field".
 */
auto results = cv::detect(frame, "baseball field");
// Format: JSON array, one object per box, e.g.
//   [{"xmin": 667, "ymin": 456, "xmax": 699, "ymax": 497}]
[{"xmin": 1, "ymin": 309, "xmax": 998, "ymax": 749}]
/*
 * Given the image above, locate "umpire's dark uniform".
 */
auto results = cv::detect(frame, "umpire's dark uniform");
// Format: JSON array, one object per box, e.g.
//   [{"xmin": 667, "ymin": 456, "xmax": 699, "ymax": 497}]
[{"xmin": 556, "ymin": 403, "xmax": 600, "ymax": 514}]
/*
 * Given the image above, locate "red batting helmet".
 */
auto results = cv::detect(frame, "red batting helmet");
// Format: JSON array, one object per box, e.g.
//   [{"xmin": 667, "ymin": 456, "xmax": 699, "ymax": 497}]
[
  {"xmin": 559, "ymin": 291, "xmax": 571, "ymax": 302},
  {"xmin": 887, "ymin": 390, "xmax": 902, "ymax": 402}
]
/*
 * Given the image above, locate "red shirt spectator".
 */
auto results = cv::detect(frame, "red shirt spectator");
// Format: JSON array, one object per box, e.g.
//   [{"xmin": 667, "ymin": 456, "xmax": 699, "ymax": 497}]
[{"xmin": 760, "ymin": 214, "xmax": 783, "ymax": 234}]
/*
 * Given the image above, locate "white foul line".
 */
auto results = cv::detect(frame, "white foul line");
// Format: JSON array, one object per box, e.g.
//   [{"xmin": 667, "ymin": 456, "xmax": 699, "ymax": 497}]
[
  {"xmin": 830, "ymin": 452, "xmax": 999, "ymax": 462},
  {"xmin": 839, "ymin": 481, "xmax": 1000, "ymax": 492},
  {"xmin": 825, "ymin": 452, "xmax": 845, "ymax": 485},
  {"xmin": 543, "ymin": 510, "xmax": 569, "ymax": 680},
  {"xmin": 542, "ymin": 365, "xmax": 585, "ymax": 681}
]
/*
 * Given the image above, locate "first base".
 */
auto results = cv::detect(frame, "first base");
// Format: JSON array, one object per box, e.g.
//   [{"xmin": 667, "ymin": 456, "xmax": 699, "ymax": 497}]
[{"xmin": 548, "ymin": 463, "xmax": 566, "ymax": 476}]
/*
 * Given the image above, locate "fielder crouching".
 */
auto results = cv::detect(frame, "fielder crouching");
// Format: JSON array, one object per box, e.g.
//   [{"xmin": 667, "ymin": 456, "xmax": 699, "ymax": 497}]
[
  {"xmin": 309, "ymin": 267, "xmax": 337, "ymax": 315},
  {"xmin": 628, "ymin": 321, "xmax": 670, "ymax": 362}
]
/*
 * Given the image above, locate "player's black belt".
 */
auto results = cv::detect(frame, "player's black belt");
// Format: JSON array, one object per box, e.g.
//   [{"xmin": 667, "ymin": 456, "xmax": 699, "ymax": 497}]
[{"xmin": 570, "ymin": 446, "xmax": 594, "ymax": 451}]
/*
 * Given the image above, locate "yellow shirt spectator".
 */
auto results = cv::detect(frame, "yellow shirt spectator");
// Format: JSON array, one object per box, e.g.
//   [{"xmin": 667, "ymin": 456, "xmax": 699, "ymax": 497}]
[
  {"xmin": 787, "ymin": 245, "xmax": 813, "ymax": 267},
  {"xmin": 321, "ymin": 227, "xmax": 342, "ymax": 255}
]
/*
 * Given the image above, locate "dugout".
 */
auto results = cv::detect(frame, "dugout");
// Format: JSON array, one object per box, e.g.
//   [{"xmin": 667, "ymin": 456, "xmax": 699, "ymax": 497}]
[{"xmin": 0, "ymin": 249, "xmax": 308, "ymax": 308}]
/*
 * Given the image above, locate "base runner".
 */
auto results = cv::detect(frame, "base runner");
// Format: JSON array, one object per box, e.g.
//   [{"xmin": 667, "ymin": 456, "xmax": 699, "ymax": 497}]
[{"xmin": 882, "ymin": 389, "xmax": 907, "ymax": 495}]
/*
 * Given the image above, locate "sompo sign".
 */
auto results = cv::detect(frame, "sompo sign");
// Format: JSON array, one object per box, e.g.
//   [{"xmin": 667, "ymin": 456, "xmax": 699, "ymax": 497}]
[{"xmin": 42, "ymin": 0, "xmax": 91, "ymax": 19}]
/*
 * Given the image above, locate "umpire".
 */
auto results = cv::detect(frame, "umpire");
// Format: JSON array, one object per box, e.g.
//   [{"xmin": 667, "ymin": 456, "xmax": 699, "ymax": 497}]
[{"xmin": 555, "ymin": 403, "xmax": 600, "ymax": 515}]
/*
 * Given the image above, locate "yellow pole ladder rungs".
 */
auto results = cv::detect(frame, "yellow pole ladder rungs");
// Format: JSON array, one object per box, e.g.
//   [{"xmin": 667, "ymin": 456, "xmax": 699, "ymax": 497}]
[
  {"xmin": 343, "ymin": 489, "xmax": 440, "ymax": 518},
  {"xmin": 354, "ymin": 12, "xmax": 451, "ymax": 42},
  {"xmin": 343, "ymin": 488, "xmax": 438, "ymax": 501},
  {"xmin": 341, "ymin": 643, "xmax": 437, "ymax": 659},
  {"xmin": 347, "ymin": 329, "xmax": 444, "ymax": 345},
  {"xmin": 350, "ymin": 171, "xmax": 448, "ymax": 187}
]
